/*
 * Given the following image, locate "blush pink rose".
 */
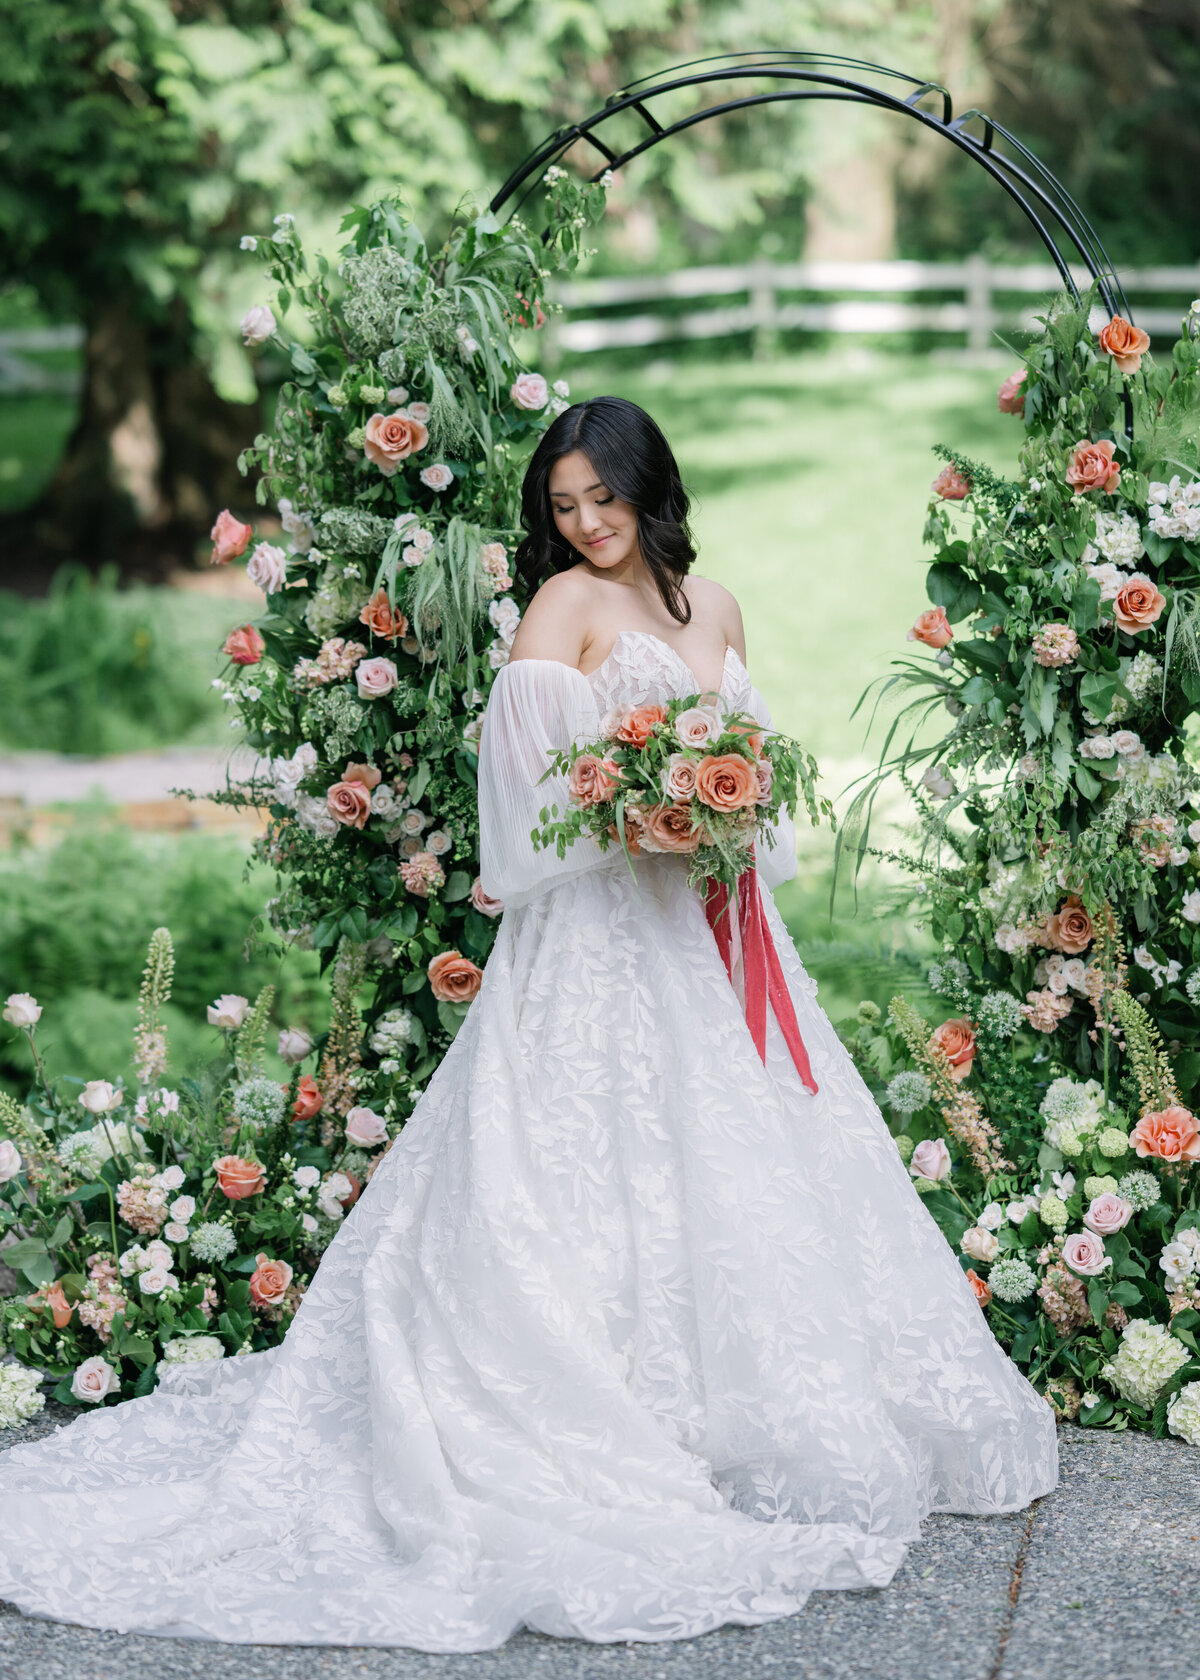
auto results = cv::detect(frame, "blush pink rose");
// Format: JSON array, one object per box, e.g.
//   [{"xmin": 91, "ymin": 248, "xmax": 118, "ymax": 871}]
[
  {"xmin": 908, "ymin": 606, "xmax": 954, "ymax": 649},
  {"xmin": 568, "ymin": 753, "xmax": 619, "ymax": 806},
  {"xmin": 428, "ymin": 950, "xmax": 483, "ymax": 1003},
  {"xmin": 344, "ymin": 1106, "xmax": 388, "ymax": 1147},
  {"xmin": 662, "ymin": 753, "xmax": 699, "ymax": 802},
  {"xmin": 355, "ymin": 656, "xmax": 398, "ymax": 700},
  {"xmin": 929, "ymin": 1017, "xmax": 977, "ymax": 1083},
  {"xmin": 909, "ymin": 1138, "xmax": 952, "ymax": 1181},
  {"xmin": 326, "ymin": 761, "xmax": 382, "ymax": 829},
  {"xmin": 1062, "ymin": 1230, "xmax": 1109, "ymax": 1276},
  {"xmin": 1112, "ymin": 573, "xmax": 1166, "ymax": 634},
  {"xmin": 997, "ymin": 371, "xmax": 1026, "ymax": 415},
  {"xmin": 210, "ymin": 509, "xmax": 252, "ymax": 565},
  {"xmin": 932, "ymin": 464, "xmax": 971, "ymax": 500},
  {"xmin": 419, "ymin": 463, "xmax": 453, "ymax": 491},
  {"xmin": 248, "ymin": 1253, "xmax": 294, "ymax": 1308},
  {"xmin": 363, "ymin": 410, "xmax": 429, "ymax": 475},
  {"xmin": 246, "ymin": 541, "xmax": 288, "ymax": 594},
  {"xmin": 1083, "ymin": 1193, "xmax": 1133, "ymax": 1236},
  {"xmin": 1130, "ymin": 1106, "xmax": 1200, "ymax": 1163},
  {"xmin": 510, "ymin": 373, "xmax": 549, "ymax": 411},
  {"xmin": 223, "ymin": 625, "xmax": 264, "ymax": 665},
  {"xmin": 1045, "ymin": 895, "xmax": 1093, "ymax": 954},
  {"xmin": 469, "ymin": 876, "xmax": 504, "ymax": 917},
  {"xmin": 638, "ymin": 802, "xmax": 702, "ymax": 854},
  {"xmin": 1066, "ymin": 438, "xmax": 1121, "ymax": 495},
  {"xmin": 613, "ymin": 704, "xmax": 667, "ymax": 749}
]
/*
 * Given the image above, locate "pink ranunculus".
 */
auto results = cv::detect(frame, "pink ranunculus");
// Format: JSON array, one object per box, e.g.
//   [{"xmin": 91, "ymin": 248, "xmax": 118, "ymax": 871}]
[
  {"xmin": 1083, "ymin": 1193, "xmax": 1134, "ymax": 1236},
  {"xmin": 909, "ymin": 1138, "xmax": 952, "ymax": 1181},
  {"xmin": 469, "ymin": 877, "xmax": 504, "ymax": 917},
  {"xmin": 355, "ymin": 656, "xmax": 398, "ymax": 700},
  {"xmin": 246, "ymin": 541, "xmax": 288, "ymax": 594},
  {"xmin": 510, "ymin": 373, "xmax": 549, "ymax": 411},
  {"xmin": 1062, "ymin": 1230, "xmax": 1109, "ymax": 1277},
  {"xmin": 932, "ymin": 464, "xmax": 971, "ymax": 500},
  {"xmin": 210, "ymin": 509, "xmax": 253, "ymax": 566},
  {"xmin": 997, "ymin": 371, "xmax": 1027, "ymax": 415},
  {"xmin": 344, "ymin": 1106, "xmax": 388, "ymax": 1147},
  {"xmin": 223, "ymin": 624, "xmax": 265, "ymax": 666},
  {"xmin": 908, "ymin": 606, "xmax": 954, "ymax": 649},
  {"xmin": 1066, "ymin": 438, "xmax": 1121, "ymax": 495},
  {"xmin": 419, "ymin": 463, "xmax": 454, "ymax": 491}
]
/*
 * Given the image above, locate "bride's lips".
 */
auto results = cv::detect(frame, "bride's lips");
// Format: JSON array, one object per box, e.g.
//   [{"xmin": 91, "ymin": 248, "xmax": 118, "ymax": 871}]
[{"xmin": 586, "ymin": 535, "xmax": 612, "ymax": 548}]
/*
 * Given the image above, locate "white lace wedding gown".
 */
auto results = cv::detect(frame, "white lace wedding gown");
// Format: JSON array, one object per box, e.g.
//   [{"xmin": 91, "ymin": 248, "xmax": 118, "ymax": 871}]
[{"xmin": 0, "ymin": 630, "xmax": 1057, "ymax": 1650}]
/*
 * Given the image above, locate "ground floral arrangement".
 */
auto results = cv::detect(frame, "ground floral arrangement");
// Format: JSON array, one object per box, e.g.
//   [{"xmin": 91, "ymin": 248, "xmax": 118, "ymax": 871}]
[
  {"xmin": 842, "ymin": 290, "xmax": 1200, "ymax": 1441},
  {"xmin": 0, "ymin": 933, "xmax": 396, "ymax": 1425}
]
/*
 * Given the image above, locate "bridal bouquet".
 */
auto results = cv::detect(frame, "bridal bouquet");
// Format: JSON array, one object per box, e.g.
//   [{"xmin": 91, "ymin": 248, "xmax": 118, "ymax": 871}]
[{"xmin": 531, "ymin": 691, "xmax": 831, "ymax": 895}]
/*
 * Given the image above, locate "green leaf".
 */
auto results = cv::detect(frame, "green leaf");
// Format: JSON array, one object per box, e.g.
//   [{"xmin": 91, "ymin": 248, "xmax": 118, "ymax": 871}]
[
  {"xmin": 1074, "ymin": 763, "xmax": 1102, "ymax": 800},
  {"xmin": 442, "ymin": 869, "xmax": 472, "ymax": 903},
  {"xmin": 436, "ymin": 1000, "xmax": 470, "ymax": 1039},
  {"xmin": 48, "ymin": 1213, "xmax": 73, "ymax": 1248},
  {"xmin": 1087, "ymin": 1279, "xmax": 1109, "ymax": 1328},
  {"xmin": 1079, "ymin": 669, "xmax": 1118, "ymax": 719},
  {"xmin": 401, "ymin": 970, "xmax": 426, "ymax": 994},
  {"xmin": 133, "ymin": 1362, "xmax": 158, "ymax": 1397},
  {"xmin": 926, "ymin": 563, "xmax": 981, "ymax": 622},
  {"xmin": 70, "ymin": 1180, "xmax": 113, "ymax": 1205},
  {"xmin": 1070, "ymin": 577, "xmax": 1102, "ymax": 632}
]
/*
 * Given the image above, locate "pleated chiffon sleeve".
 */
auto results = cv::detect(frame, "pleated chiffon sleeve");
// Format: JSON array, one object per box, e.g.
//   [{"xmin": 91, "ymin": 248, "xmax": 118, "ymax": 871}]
[
  {"xmin": 747, "ymin": 680, "xmax": 799, "ymax": 894},
  {"xmin": 477, "ymin": 656, "xmax": 608, "ymax": 910}
]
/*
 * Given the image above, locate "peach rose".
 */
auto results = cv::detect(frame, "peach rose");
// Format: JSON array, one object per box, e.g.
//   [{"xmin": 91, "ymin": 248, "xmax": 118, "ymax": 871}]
[
  {"xmin": 615, "ymin": 703, "xmax": 668, "ymax": 749},
  {"xmin": 908, "ymin": 606, "xmax": 954, "ymax": 649},
  {"xmin": 606, "ymin": 812, "xmax": 644, "ymax": 855},
  {"xmin": 1112, "ymin": 573, "xmax": 1166, "ymax": 634},
  {"xmin": 929, "ymin": 1017, "xmax": 977, "ymax": 1083},
  {"xmin": 326, "ymin": 761, "xmax": 382, "ymax": 829},
  {"xmin": 223, "ymin": 625, "xmax": 264, "ymax": 666},
  {"xmin": 213, "ymin": 1154, "xmax": 266, "ymax": 1200},
  {"xmin": 292, "ymin": 1076, "xmax": 323, "ymax": 1121},
  {"xmin": 249, "ymin": 1253, "xmax": 294, "ymax": 1308},
  {"xmin": 428, "ymin": 949, "xmax": 483, "ymax": 1003},
  {"xmin": 965, "ymin": 1268, "xmax": 992, "ymax": 1307},
  {"xmin": 1130, "ymin": 1106, "xmax": 1200, "ymax": 1164},
  {"xmin": 470, "ymin": 877, "xmax": 504, "ymax": 917},
  {"xmin": 1045, "ymin": 895, "xmax": 1093, "ymax": 954},
  {"xmin": 932, "ymin": 464, "xmax": 971, "ymax": 500},
  {"xmin": 638, "ymin": 801, "xmax": 702, "ymax": 854},
  {"xmin": 1097, "ymin": 316, "xmax": 1151, "ymax": 375},
  {"xmin": 210, "ymin": 509, "xmax": 252, "ymax": 566},
  {"xmin": 568, "ymin": 753, "xmax": 620, "ymax": 806},
  {"xmin": 363, "ymin": 410, "xmax": 429, "ymax": 475},
  {"xmin": 694, "ymin": 753, "xmax": 760, "ymax": 813},
  {"xmin": 1066, "ymin": 438, "xmax": 1121, "ymax": 495},
  {"xmin": 359, "ymin": 589, "xmax": 409, "ymax": 641},
  {"xmin": 45, "ymin": 1280, "xmax": 74, "ymax": 1329},
  {"xmin": 662, "ymin": 753, "xmax": 699, "ymax": 802},
  {"xmin": 997, "ymin": 371, "xmax": 1026, "ymax": 415}
]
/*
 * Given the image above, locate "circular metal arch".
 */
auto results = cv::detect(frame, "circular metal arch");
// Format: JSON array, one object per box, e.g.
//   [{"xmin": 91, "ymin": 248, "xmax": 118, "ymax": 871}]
[{"xmin": 490, "ymin": 51, "xmax": 1130, "ymax": 322}]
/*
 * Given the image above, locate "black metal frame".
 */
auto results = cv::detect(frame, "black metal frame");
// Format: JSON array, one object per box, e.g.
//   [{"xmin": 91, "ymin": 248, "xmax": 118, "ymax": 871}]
[{"xmin": 490, "ymin": 51, "xmax": 1129, "ymax": 321}]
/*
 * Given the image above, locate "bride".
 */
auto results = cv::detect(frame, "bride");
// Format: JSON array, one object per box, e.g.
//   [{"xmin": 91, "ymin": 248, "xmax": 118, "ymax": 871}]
[{"xmin": 0, "ymin": 395, "xmax": 1056, "ymax": 1651}]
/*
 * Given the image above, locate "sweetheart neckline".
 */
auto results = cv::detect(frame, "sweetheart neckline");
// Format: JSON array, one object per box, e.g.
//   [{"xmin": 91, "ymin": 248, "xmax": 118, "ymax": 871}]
[{"xmin": 584, "ymin": 629, "xmax": 743, "ymax": 698}]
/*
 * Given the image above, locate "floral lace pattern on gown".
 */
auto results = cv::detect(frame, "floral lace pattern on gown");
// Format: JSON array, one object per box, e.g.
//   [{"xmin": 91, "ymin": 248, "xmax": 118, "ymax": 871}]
[{"xmin": 0, "ymin": 630, "xmax": 1057, "ymax": 1652}]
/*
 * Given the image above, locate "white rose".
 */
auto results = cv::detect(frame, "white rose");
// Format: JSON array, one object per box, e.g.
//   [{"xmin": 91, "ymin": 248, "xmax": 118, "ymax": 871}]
[
  {"xmin": 118, "ymin": 1244, "xmax": 148, "ymax": 1276},
  {"xmin": 295, "ymin": 793, "xmax": 339, "ymax": 839},
  {"xmin": 419, "ymin": 464, "xmax": 453, "ymax": 492},
  {"xmin": 1181, "ymin": 891, "xmax": 1200, "ymax": 925},
  {"xmin": 345, "ymin": 1106, "xmax": 388, "ymax": 1147},
  {"xmin": 170, "ymin": 1195, "xmax": 196, "ymax": 1222},
  {"xmin": 277, "ymin": 499, "xmax": 315, "ymax": 554},
  {"xmin": 241, "ymin": 304, "xmax": 277, "ymax": 346},
  {"xmin": 400, "ymin": 808, "xmax": 428, "ymax": 835},
  {"xmin": 162, "ymin": 1222, "xmax": 191, "ymax": 1243},
  {"xmin": 144, "ymin": 1239, "xmax": 174, "ymax": 1269},
  {"xmin": 425, "ymin": 829, "xmax": 452, "ymax": 855},
  {"xmin": 293, "ymin": 1164, "xmax": 321, "ymax": 1190},
  {"xmin": 960, "ymin": 1226, "xmax": 1000, "ymax": 1263},
  {"xmin": 301, "ymin": 1212, "xmax": 319, "ymax": 1235},
  {"xmin": 78, "ymin": 1080, "xmax": 122, "ymax": 1114},
  {"xmin": 413, "ymin": 527, "xmax": 435, "ymax": 553},
  {"xmin": 70, "ymin": 1355, "xmax": 121, "ymax": 1404},
  {"xmin": 207, "ymin": 994, "xmax": 250, "ymax": 1030},
  {"xmin": 673, "ymin": 705, "xmax": 723, "ymax": 748},
  {"xmin": 977, "ymin": 1202, "xmax": 1005, "ymax": 1231},
  {"xmin": 317, "ymin": 1194, "xmax": 345, "ymax": 1221},
  {"xmin": 1161, "ymin": 1241, "xmax": 1196, "ymax": 1283},
  {"xmin": 3, "ymin": 992, "xmax": 41, "ymax": 1029},
  {"xmin": 0, "ymin": 1140, "xmax": 22, "ymax": 1183},
  {"xmin": 278, "ymin": 1027, "xmax": 313, "ymax": 1064},
  {"xmin": 1187, "ymin": 819, "xmax": 1200, "ymax": 844},
  {"xmin": 246, "ymin": 541, "xmax": 288, "ymax": 594},
  {"xmin": 138, "ymin": 1265, "xmax": 173, "ymax": 1295},
  {"xmin": 510, "ymin": 372, "xmax": 549, "ymax": 411},
  {"xmin": 386, "ymin": 386, "xmax": 409, "ymax": 406},
  {"xmin": 921, "ymin": 765, "xmax": 956, "ymax": 800},
  {"xmin": 1110, "ymin": 730, "xmax": 1142, "ymax": 757},
  {"xmin": 356, "ymin": 656, "xmax": 399, "ymax": 700},
  {"xmin": 158, "ymin": 1164, "xmax": 185, "ymax": 1191},
  {"xmin": 1007, "ymin": 1197, "xmax": 1037, "ymax": 1225}
]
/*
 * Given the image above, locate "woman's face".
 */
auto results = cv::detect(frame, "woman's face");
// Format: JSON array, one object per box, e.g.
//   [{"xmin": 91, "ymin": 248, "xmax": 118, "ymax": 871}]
[{"xmin": 547, "ymin": 450, "xmax": 640, "ymax": 570}]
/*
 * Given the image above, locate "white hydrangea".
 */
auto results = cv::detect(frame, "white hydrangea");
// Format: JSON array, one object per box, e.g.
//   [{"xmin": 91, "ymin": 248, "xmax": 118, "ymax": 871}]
[
  {"xmin": 1167, "ymin": 1380, "xmax": 1200, "ymax": 1446},
  {"xmin": 1039, "ymin": 1077, "xmax": 1110, "ymax": 1149},
  {"xmin": 157, "ymin": 1335, "xmax": 226, "ymax": 1376},
  {"xmin": 0, "ymin": 1363, "xmax": 45, "ymax": 1429},
  {"xmin": 370, "ymin": 1008, "xmax": 416, "ymax": 1057},
  {"xmin": 1147, "ymin": 475, "xmax": 1200, "ymax": 542},
  {"xmin": 1102, "ymin": 1319, "xmax": 1190, "ymax": 1410},
  {"xmin": 1092, "ymin": 509, "xmax": 1145, "ymax": 567}
]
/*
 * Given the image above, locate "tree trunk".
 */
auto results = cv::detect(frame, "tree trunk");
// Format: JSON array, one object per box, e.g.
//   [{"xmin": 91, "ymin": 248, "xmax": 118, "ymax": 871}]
[{"xmin": 0, "ymin": 301, "xmax": 260, "ymax": 591}]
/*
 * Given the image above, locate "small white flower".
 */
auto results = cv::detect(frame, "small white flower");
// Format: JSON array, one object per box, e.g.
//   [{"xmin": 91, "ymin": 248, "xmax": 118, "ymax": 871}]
[
  {"xmin": 240, "ymin": 304, "xmax": 277, "ymax": 346},
  {"xmin": 239, "ymin": 235, "xmax": 258, "ymax": 251},
  {"xmin": 3, "ymin": 992, "xmax": 42, "ymax": 1028},
  {"xmin": 552, "ymin": 379, "xmax": 570, "ymax": 399},
  {"xmin": 1183, "ymin": 891, "xmax": 1200, "ymax": 924},
  {"xmin": 301, "ymin": 1212, "xmax": 318, "ymax": 1235}
]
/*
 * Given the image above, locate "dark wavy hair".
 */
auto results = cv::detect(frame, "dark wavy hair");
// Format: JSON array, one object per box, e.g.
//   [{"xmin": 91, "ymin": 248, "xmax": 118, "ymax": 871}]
[{"xmin": 513, "ymin": 395, "xmax": 697, "ymax": 625}]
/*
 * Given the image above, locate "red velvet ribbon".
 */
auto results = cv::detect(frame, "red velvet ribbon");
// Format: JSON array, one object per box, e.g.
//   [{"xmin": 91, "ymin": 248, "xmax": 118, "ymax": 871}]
[{"xmin": 703, "ymin": 862, "xmax": 819, "ymax": 1095}]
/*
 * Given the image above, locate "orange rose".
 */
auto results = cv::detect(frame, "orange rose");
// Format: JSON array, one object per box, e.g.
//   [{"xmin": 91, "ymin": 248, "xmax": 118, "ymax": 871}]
[
  {"xmin": 292, "ymin": 1075, "xmax": 323, "ymax": 1121},
  {"xmin": 965, "ymin": 1268, "xmax": 993, "ymax": 1307},
  {"xmin": 213, "ymin": 1154, "xmax": 266, "ymax": 1200},
  {"xmin": 359, "ymin": 589, "xmax": 409, "ymax": 641},
  {"xmin": 428, "ymin": 949, "xmax": 483, "ymax": 1003},
  {"xmin": 1097, "ymin": 316, "xmax": 1151, "ymax": 376},
  {"xmin": 908, "ymin": 606, "xmax": 954, "ymax": 649},
  {"xmin": 568, "ymin": 753, "xmax": 620, "ymax": 806},
  {"xmin": 1130, "ymin": 1106, "xmax": 1200, "ymax": 1164},
  {"xmin": 929, "ymin": 1017, "xmax": 977, "ymax": 1083},
  {"xmin": 363, "ymin": 410, "xmax": 429, "ymax": 476},
  {"xmin": 638, "ymin": 801, "xmax": 703, "ymax": 854},
  {"xmin": 248, "ymin": 1253, "xmax": 294, "ymax": 1308},
  {"xmin": 1045, "ymin": 895, "xmax": 1094, "ymax": 954},
  {"xmin": 223, "ymin": 625, "xmax": 264, "ymax": 666},
  {"xmin": 613, "ymin": 704, "xmax": 667, "ymax": 749},
  {"xmin": 694, "ymin": 753, "xmax": 760, "ymax": 814},
  {"xmin": 1065, "ymin": 439, "xmax": 1121, "ymax": 495},
  {"xmin": 1112, "ymin": 573, "xmax": 1166, "ymax": 634},
  {"xmin": 210, "ymin": 509, "xmax": 252, "ymax": 566}
]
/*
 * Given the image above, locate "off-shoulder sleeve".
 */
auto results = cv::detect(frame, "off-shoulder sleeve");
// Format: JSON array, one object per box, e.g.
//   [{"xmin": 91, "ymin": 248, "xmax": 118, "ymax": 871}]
[
  {"xmin": 477, "ymin": 657, "xmax": 610, "ymax": 911},
  {"xmin": 747, "ymin": 680, "xmax": 799, "ymax": 892}
]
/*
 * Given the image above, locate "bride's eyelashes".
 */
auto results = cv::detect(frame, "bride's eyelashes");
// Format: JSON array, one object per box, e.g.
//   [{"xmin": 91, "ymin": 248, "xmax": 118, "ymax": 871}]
[{"xmin": 553, "ymin": 497, "xmax": 614, "ymax": 515}]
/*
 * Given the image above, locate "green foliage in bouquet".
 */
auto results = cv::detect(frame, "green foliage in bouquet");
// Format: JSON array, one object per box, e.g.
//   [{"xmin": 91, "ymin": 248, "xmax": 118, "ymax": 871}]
[
  {"xmin": 532, "ymin": 690, "xmax": 832, "ymax": 895},
  {"xmin": 212, "ymin": 172, "xmax": 610, "ymax": 1129},
  {"xmin": 840, "ymin": 294, "xmax": 1200, "ymax": 1438},
  {"xmin": 0, "ymin": 931, "xmax": 389, "ymax": 1428}
]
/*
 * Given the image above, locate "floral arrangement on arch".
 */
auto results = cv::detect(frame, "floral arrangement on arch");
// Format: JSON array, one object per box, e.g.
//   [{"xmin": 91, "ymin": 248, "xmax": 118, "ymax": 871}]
[
  {"xmin": 841, "ymin": 289, "xmax": 1200, "ymax": 1439},
  {"xmin": 0, "ymin": 933, "xmax": 393, "ymax": 1426},
  {"xmin": 207, "ymin": 171, "xmax": 610, "ymax": 1135}
]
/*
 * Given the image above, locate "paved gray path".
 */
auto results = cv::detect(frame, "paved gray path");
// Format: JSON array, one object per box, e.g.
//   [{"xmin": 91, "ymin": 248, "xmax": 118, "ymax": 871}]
[
  {"xmin": 0, "ymin": 746, "xmax": 259, "ymax": 807},
  {"xmin": 2, "ymin": 1412, "xmax": 1197, "ymax": 1680}
]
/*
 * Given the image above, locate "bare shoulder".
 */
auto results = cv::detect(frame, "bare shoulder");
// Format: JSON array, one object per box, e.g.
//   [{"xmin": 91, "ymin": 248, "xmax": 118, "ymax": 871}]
[
  {"xmin": 685, "ymin": 575, "xmax": 746, "ymax": 660},
  {"xmin": 507, "ymin": 567, "xmax": 592, "ymax": 667}
]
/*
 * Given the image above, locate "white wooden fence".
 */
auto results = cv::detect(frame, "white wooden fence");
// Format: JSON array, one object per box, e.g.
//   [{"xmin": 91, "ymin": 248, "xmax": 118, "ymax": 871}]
[{"xmin": 547, "ymin": 257, "xmax": 1200, "ymax": 355}]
